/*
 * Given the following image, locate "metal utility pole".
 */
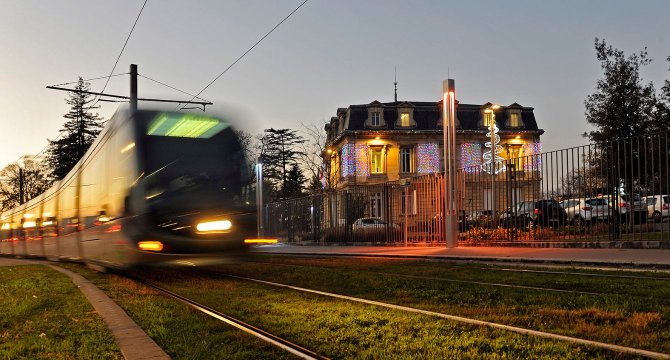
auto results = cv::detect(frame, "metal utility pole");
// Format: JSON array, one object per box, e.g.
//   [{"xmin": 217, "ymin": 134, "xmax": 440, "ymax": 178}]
[
  {"xmin": 130, "ymin": 64, "xmax": 138, "ymax": 113},
  {"xmin": 18, "ymin": 167, "xmax": 25, "ymax": 205},
  {"xmin": 443, "ymin": 79, "xmax": 458, "ymax": 247}
]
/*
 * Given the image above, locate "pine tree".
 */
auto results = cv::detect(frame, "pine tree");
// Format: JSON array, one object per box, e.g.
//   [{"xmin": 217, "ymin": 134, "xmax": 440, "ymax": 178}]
[
  {"xmin": 259, "ymin": 128, "xmax": 305, "ymax": 200},
  {"xmin": 284, "ymin": 163, "xmax": 306, "ymax": 198},
  {"xmin": 307, "ymin": 174, "xmax": 323, "ymax": 195},
  {"xmin": 583, "ymin": 39, "xmax": 658, "ymax": 193},
  {"xmin": 583, "ymin": 38, "xmax": 656, "ymax": 142},
  {"xmin": 653, "ymin": 56, "xmax": 670, "ymax": 131},
  {"xmin": 45, "ymin": 77, "xmax": 105, "ymax": 180}
]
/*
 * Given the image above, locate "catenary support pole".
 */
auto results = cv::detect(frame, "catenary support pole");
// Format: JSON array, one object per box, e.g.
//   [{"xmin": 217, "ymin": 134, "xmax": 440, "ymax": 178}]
[{"xmin": 130, "ymin": 64, "xmax": 138, "ymax": 114}]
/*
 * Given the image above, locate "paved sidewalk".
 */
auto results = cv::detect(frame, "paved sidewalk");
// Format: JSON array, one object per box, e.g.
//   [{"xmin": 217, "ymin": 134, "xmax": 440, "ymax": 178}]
[
  {"xmin": 0, "ymin": 257, "xmax": 170, "ymax": 360},
  {"xmin": 254, "ymin": 244, "xmax": 670, "ymax": 268}
]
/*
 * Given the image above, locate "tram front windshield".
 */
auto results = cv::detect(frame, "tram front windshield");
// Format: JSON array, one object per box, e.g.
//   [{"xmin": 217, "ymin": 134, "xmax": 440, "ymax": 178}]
[{"xmin": 139, "ymin": 112, "xmax": 254, "ymax": 217}]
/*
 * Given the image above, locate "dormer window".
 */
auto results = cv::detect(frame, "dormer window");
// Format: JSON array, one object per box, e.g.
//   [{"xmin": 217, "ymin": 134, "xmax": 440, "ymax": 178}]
[
  {"xmin": 509, "ymin": 113, "xmax": 520, "ymax": 127},
  {"xmin": 366, "ymin": 101, "xmax": 385, "ymax": 128},
  {"xmin": 396, "ymin": 102, "xmax": 416, "ymax": 128},
  {"xmin": 371, "ymin": 112, "xmax": 381, "ymax": 126},
  {"xmin": 484, "ymin": 111, "xmax": 494, "ymax": 127},
  {"xmin": 506, "ymin": 110, "xmax": 523, "ymax": 128},
  {"xmin": 505, "ymin": 103, "xmax": 524, "ymax": 129},
  {"xmin": 400, "ymin": 113, "xmax": 410, "ymax": 127}
]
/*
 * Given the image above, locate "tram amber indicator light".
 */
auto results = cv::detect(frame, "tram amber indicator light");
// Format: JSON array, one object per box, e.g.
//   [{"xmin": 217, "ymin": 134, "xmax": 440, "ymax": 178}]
[
  {"xmin": 244, "ymin": 238, "xmax": 278, "ymax": 244},
  {"xmin": 138, "ymin": 241, "xmax": 164, "ymax": 252},
  {"xmin": 196, "ymin": 220, "xmax": 232, "ymax": 232}
]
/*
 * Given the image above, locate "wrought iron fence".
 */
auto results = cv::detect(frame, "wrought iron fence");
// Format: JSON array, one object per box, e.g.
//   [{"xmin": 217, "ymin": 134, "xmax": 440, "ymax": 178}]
[{"xmin": 264, "ymin": 130, "xmax": 670, "ymax": 246}]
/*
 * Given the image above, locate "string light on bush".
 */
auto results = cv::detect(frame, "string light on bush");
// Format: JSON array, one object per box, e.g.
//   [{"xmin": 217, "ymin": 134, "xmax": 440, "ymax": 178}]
[{"xmin": 416, "ymin": 143, "xmax": 440, "ymax": 174}]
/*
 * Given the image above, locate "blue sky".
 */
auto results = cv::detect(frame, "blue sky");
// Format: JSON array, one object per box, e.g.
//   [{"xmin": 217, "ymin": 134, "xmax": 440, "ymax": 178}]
[{"xmin": 1, "ymin": 0, "xmax": 669, "ymax": 167}]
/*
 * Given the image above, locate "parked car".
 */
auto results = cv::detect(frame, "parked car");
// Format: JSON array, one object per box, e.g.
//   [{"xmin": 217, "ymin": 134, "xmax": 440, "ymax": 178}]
[
  {"xmin": 602, "ymin": 194, "xmax": 647, "ymax": 224},
  {"xmin": 643, "ymin": 195, "xmax": 669, "ymax": 223},
  {"xmin": 559, "ymin": 197, "xmax": 610, "ymax": 225},
  {"xmin": 352, "ymin": 217, "xmax": 400, "ymax": 232},
  {"xmin": 503, "ymin": 200, "xmax": 568, "ymax": 229}
]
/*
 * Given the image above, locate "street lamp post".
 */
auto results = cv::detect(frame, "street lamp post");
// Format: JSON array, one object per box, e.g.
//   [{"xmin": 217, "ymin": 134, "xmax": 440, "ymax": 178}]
[
  {"xmin": 443, "ymin": 79, "xmax": 457, "ymax": 247},
  {"xmin": 256, "ymin": 157, "xmax": 264, "ymax": 238}
]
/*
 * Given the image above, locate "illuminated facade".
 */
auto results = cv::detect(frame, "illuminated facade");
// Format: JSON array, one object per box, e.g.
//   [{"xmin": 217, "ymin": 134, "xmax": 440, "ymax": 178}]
[
  {"xmin": 326, "ymin": 101, "xmax": 542, "ymax": 181},
  {"xmin": 324, "ymin": 98, "xmax": 544, "ymax": 212}
]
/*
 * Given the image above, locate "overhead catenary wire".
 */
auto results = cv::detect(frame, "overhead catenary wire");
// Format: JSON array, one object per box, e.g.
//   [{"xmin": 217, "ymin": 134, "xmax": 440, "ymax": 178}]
[
  {"xmin": 17, "ymin": 2, "xmax": 148, "ymax": 171},
  {"xmin": 49, "ymin": 73, "xmax": 129, "ymax": 88},
  {"xmin": 138, "ymin": 74, "xmax": 210, "ymax": 102},
  {"xmin": 89, "ymin": 0, "xmax": 149, "ymax": 110},
  {"xmin": 177, "ymin": 0, "xmax": 310, "ymax": 110}
]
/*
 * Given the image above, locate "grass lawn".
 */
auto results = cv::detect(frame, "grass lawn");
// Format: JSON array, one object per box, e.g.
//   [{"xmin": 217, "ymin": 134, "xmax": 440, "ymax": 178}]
[
  {"xmin": 200, "ymin": 256, "xmax": 670, "ymax": 354},
  {"xmin": 52, "ymin": 258, "xmax": 670, "ymax": 358},
  {"xmin": 0, "ymin": 264, "xmax": 121, "ymax": 360},
  {"xmin": 140, "ymin": 267, "xmax": 621, "ymax": 359},
  {"xmin": 57, "ymin": 263, "xmax": 295, "ymax": 360}
]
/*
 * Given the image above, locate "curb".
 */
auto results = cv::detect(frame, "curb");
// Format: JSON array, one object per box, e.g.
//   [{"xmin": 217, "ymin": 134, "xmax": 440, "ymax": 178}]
[{"xmin": 260, "ymin": 251, "xmax": 670, "ymax": 270}]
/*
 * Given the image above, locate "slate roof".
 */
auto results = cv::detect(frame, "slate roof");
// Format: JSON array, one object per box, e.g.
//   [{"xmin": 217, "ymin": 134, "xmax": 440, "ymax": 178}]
[{"xmin": 340, "ymin": 101, "xmax": 542, "ymax": 132}]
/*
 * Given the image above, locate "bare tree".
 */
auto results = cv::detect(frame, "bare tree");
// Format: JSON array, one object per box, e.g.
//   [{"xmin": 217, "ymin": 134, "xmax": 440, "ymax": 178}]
[
  {"xmin": 0, "ymin": 160, "xmax": 51, "ymax": 212},
  {"xmin": 297, "ymin": 120, "xmax": 339, "ymax": 193}
]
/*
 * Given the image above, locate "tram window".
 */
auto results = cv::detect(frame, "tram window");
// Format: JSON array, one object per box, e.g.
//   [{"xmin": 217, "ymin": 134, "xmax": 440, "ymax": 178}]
[{"xmin": 59, "ymin": 185, "xmax": 79, "ymax": 236}]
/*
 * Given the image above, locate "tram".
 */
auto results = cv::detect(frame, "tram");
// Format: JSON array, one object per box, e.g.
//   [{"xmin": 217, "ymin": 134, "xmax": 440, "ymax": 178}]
[{"xmin": 0, "ymin": 107, "xmax": 257, "ymax": 269}]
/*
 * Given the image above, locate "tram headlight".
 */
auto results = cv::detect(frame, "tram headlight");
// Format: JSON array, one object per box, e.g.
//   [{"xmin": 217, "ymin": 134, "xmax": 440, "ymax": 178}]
[{"xmin": 196, "ymin": 220, "xmax": 232, "ymax": 232}]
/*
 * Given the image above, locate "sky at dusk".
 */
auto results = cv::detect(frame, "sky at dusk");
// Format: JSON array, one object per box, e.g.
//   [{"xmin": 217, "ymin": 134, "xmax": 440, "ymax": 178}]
[{"xmin": 1, "ymin": 0, "xmax": 669, "ymax": 168}]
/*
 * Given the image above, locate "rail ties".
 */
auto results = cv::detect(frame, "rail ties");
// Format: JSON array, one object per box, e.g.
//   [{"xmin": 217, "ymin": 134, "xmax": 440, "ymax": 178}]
[{"xmin": 127, "ymin": 275, "xmax": 329, "ymax": 360}]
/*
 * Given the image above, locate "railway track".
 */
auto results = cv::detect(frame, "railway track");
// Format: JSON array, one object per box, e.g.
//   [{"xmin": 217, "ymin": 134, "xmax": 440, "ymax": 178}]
[
  {"xmin": 127, "ymin": 274, "xmax": 329, "ymax": 360},
  {"xmin": 244, "ymin": 260, "xmax": 666, "ymax": 298},
  {"xmin": 197, "ymin": 268, "xmax": 670, "ymax": 360}
]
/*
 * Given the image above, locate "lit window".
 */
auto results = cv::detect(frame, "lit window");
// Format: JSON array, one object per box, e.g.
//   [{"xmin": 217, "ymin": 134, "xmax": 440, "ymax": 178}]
[
  {"xmin": 484, "ymin": 112, "xmax": 493, "ymax": 127},
  {"xmin": 370, "ymin": 149, "xmax": 384, "ymax": 174},
  {"xmin": 400, "ymin": 113, "xmax": 410, "ymax": 127},
  {"xmin": 400, "ymin": 147, "xmax": 412, "ymax": 173},
  {"xmin": 371, "ymin": 112, "xmax": 380, "ymax": 126},
  {"xmin": 509, "ymin": 113, "xmax": 521, "ymax": 127}
]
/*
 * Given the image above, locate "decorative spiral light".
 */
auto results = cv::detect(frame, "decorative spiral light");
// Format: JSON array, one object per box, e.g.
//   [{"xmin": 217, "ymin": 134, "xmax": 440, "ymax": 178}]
[{"xmin": 481, "ymin": 122, "xmax": 506, "ymax": 174}]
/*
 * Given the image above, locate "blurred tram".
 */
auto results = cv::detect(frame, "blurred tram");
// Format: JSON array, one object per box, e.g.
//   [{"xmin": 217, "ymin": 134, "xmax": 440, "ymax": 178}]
[{"xmin": 0, "ymin": 108, "xmax": 257, "ymax": 269}]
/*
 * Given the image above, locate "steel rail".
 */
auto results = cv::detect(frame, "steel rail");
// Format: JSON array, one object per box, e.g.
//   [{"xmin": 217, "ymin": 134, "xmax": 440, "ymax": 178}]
[
  {"xmin": 259, "ymin": 253, "xmax": 670, "ymax": 279},
  {"xmin": 207, "ymin": 270, "xmax": 670, "ymax": 360},
  {"xmin": 128, "ymin": 275, "xmax": 328, "ymax": 360},
  {"xmin": 243, "ymin": 260, "xmax": 605, "ymax": 296}
]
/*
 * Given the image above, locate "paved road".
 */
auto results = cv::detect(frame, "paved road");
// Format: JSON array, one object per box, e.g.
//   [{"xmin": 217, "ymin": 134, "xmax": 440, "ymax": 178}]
[{"xmin": 254, "ymin": 245, "xmax": 670, "ymax": 268}]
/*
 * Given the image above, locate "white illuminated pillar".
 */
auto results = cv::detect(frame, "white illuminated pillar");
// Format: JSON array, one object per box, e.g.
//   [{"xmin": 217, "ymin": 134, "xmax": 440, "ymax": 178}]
[
  {"xmin": 443, "ymin": 79, "xmax": 458, "ymax": 248},
  {"xmin": 256, "ymin": 158, "xmax": 264, "ymax": 238}
]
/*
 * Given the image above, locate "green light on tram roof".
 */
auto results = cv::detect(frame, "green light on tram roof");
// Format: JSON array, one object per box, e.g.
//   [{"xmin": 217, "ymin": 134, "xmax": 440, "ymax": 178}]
[{"xmin": 147, "ymin": 113, "xmax": 228, "ymax": 138}]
